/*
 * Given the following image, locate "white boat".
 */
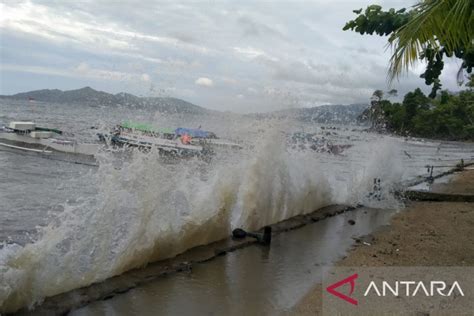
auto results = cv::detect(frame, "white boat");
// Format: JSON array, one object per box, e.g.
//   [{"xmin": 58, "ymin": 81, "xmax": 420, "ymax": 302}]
[
  {"xmin": 98, "ymin": 122, "xmax": 242, "ymax": 158},
  {"xmin": 111, "ymin": 129, "xmax": 206, "ymax": 156},
  {"xmin": 0, "ymin": 121, "xmax": 99, "ymax": 156}
]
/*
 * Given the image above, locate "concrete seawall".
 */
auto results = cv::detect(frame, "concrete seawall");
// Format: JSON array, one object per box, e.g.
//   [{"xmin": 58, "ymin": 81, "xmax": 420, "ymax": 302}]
[
  {"xmin": 15, "ymin": 205, "xmax": 365, "ymax": 315},
  {"xmin": 13, "ymin": 161, "xmax": 474, "ymax": 315}
]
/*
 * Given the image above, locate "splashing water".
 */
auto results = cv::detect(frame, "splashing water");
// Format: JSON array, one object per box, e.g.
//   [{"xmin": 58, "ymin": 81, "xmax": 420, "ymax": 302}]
[{"xmin": 0, "ymin": 116, "xmax": 420, "ymax": 312}]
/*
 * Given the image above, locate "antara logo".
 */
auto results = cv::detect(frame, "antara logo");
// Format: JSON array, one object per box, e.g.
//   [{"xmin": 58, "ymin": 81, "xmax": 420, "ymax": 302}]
[
  {"xmin": 364, "ymin": 281, "xmax": 465, "ymax": 297},
  {"xmin": 326, "ymin": 273, "xmax": 465, "ymax": 306},
  {"xmin": 326, "ymin": 273, "xmax": 359, "ymax": 305}
]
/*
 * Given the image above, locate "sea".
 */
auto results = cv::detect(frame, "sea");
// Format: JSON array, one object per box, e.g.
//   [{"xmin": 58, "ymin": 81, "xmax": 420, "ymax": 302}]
[{"xmin": 1, "ymin": 99, "xmax": 473, "ymax": 314}]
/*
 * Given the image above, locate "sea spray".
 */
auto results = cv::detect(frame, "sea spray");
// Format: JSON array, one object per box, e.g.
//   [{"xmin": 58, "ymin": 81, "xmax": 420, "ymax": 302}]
[
  {"xmin": 345, "ymin": 138, "xmax": 405, "ymax": 208},
  {"xmin": 0, "ymin": 119, "xmax": 405, "ymax": 313},
  {"xmin": 0, "ymin": 121, "xmax": 330, "ymax": 312},
  {"xmin": 231, "ymin": 128, "xmax": 332, "ymax": 230}
]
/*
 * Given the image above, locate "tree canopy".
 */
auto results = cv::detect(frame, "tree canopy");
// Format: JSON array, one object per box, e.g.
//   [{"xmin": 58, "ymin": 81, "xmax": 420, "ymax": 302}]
[
  {"xmin": 372, "ymin": 88, "xmax": 474, "ymax": 140},
  {"xmin": 343, "ymin": 1, "xmax": 474, "ymax": 97}
]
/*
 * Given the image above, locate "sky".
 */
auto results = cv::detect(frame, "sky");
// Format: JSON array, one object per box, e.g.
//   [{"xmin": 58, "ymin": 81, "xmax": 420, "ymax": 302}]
[{"xmin": 0, "ymin": 0, "xmax": 466, "ymax": 112}]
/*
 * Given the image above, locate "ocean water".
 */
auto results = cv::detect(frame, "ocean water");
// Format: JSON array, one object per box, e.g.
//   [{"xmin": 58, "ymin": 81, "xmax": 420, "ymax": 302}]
[{"xmin": 1, "ymin": 99, "xmax": 473, "ymax": 313}]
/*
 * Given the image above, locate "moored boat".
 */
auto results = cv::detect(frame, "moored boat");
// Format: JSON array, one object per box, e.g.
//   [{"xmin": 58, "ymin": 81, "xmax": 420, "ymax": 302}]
[
  {"xmin": 0, "ymin": 121, "xmax": 98, "ymax": 156},
  {"xmin": 97, "ymin": 121, "xmax": 242, "ymax": 158}
]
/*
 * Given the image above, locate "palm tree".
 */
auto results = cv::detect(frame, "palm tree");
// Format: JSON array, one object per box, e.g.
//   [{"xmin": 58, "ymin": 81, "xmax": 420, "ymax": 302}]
[{"xmin": 388, "ymin": 0, "xmax": 473, "ymax": 81}]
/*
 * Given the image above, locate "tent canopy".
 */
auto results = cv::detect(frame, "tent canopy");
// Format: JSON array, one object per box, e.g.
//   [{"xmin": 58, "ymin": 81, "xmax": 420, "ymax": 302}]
[
  {"xmin": 175, "ymin": 127, "xmax": 215, "ymax": 138},
  {"xmin": 121, "ymin": 121, "xmax": 174, "ymax": 134},
  {"xmin": 120, "ymin": 122, "xmax": 216, "ymax": 138}
]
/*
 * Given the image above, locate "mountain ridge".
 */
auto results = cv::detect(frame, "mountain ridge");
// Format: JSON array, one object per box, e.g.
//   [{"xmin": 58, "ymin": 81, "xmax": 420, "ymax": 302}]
[
  {"xmin": 1, "ymin": 87, "xmax": 369, "ymax": 123},
  {"xmin": 0, "ymin": 87, "xmax": 208, "ymax": 115},
  {"xmin": 249, "ymin": 103, "xmax": 369, "ymax": 124}
]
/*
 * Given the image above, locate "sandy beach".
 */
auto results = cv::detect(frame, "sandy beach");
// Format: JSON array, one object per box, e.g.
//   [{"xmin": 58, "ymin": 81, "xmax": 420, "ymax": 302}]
[{"xmin": 292, "ymin": 169, "xmax": 474, "ymax": 315}]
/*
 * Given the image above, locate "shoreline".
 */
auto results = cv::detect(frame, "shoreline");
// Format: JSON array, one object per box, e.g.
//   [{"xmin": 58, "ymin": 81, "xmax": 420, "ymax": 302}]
[
  {"xmin": 7, "ymin": 164, "xmax": 473, "ymax": 314},
  {"xmin": 292, "ymin": 168, "xmax": 474, "ymax": 315}
]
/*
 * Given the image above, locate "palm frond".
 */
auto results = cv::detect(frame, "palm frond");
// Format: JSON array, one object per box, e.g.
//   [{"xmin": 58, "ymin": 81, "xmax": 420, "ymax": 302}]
[{"xmin": 388, "ymin": 0, "xmax": 473, "ymax": 81}]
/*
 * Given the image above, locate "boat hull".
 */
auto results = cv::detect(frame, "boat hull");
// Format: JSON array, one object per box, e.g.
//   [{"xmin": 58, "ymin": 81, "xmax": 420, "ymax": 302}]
[{"xmin": 0, "ymin": 132, "xmax": 99, "ymax": 156}]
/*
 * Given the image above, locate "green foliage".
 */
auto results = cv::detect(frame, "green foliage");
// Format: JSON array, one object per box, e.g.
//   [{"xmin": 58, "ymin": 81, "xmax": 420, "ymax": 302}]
[
  {"xmin": 388, "ymin": 0, "xmax": 473, "ymax": 79},
  {"xmin": 343, "ymin": 1, "xmax": 474, "ymax": 97},
  {"xmin": 381, "ymin": 88, "xmax": 474, "ymax": 140},
  {"xmin": 381, "ymin": 101, "xmax": 405, "ymax": 131},
  {"xmin": 403, "ymin": 88, "xmax": 430, "ymax": 123},
  {"xmin": 342, "ymin": 5, "xmax": 411, "ymax": 36},
  {"xmin": 466, "ymin": 74, "xmax": 474, "ymax": 88}
]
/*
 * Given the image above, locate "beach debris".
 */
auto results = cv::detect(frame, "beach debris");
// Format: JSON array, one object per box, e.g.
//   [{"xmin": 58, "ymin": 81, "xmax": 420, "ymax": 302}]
[
  {"xmin": 353, "ymin": 235, "xmax": 374, "ymax": 244},
  {"xmin": 232, "ymin": 226, "xmax": 272, "ymax": 245},
  {"xmin": 348, "ymin": 219, "xmax": 356, "ymax": 225}
]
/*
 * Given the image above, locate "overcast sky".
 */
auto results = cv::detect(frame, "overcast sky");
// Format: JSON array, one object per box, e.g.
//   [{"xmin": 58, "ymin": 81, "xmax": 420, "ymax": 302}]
[{"xmin": 0, "ymin": 0, "xmax": 465, "ymax": 112}]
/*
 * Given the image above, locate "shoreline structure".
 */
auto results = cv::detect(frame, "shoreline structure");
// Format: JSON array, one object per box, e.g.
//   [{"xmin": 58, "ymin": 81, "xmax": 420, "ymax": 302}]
[{"xmin": 9, "ymin": 160, "xmax": 474, "ymax": 315}]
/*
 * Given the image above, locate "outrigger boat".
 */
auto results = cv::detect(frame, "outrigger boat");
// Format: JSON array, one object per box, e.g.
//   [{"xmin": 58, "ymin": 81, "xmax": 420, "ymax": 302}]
[
  {"xmin": 97, "ymin": 121, "xmax": 242, "ymax": 159},
  {"xmin": 0, "ymin": 121, "xmax": 98, "ymax": 157},
  {"xmin": 99, "ymin": 122, "xmax": 207, "ymax": 158}
]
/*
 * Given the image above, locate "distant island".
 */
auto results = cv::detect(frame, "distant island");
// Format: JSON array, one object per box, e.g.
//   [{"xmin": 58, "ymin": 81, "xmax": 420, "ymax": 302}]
[
  {"xmin": 0, "ymin": 87, "xmax": 370, "ymax": 124},
  {"xmin": 0, "ymin": 86, "xmax": 209, "ymax": 115},
  {"xmin": 249, "ymin": 104, "xmax": 369, "ymax": 125}
]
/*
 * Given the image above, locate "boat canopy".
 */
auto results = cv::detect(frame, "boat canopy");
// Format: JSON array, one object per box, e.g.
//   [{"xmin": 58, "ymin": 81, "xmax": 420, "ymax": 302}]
[
  {"xmin": 121, "ymin": 121, "xmax": 174, "ymax": 134},
  {"xmin": 36, "ymin": 127, "xmax": 63, "ymax": 135},
  {"xmin": 175, "ymin": 127, "xmax": 216, "ymax": 138},
  {"xmin": 120, "ymin": 122, "xmax": 216, "ymax": 138}
]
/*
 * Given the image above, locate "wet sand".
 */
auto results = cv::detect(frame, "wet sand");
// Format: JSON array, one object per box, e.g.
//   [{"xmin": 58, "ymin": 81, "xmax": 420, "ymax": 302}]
[
  {"xmin": 430, "ymin": 169, "xmax": 474, "ymax": 195},
  {"xmin": 292, "ymin": 169, "xmax": 474, "ymax": 315}
]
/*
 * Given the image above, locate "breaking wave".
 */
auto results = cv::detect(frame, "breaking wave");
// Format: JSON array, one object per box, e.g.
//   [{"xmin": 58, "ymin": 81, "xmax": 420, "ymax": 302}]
[{"xmin": 0, "ymin": 119, "xmax": 404, "ymax": 313}]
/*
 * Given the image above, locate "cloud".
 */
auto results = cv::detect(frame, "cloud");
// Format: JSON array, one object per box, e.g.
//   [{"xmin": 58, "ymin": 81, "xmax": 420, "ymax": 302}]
[
  {"xmin": 2, "ymin": 62, "xmax": 152, "ymax": 84},
  {"xmin": 1, "ymin": 64, "xmax": 76, "ymax": 78},
  {"xmin": 73, "ymin": 62, "xmax": 137, "ymax": 81},
  {"xmin": 0, "ymin": 0, "xmax": 464, "ymax": 112},
  {"xmin": 0, "ymin": 1, "xmax": 213, "ymax": 55},
  {"xmin": 247, "ymin": 87, "xmax": 258, "ymax": 94},
  {"xmin": 195, "ymin": 77, "xmax": 214, "ymax": 87},
  {"xmin": 237, "ymin": 15, "xmax": 287, "ymax": 40},
  {"xmin": 233, "ymin": 46, "xmax": 278, "ymax": 61}
]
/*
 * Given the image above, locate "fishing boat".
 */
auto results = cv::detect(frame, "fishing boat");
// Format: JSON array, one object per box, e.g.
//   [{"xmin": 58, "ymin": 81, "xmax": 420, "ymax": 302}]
[
  {"xmin": 97, "ymin": 122, "xmax": 208, "ymax": 158},
  {"xmin": 97, "ymin": 122, "xmax": 242, "ymax": 158},
  {"xmin": 0, "ymin": 121, "xmax": 98, "ymax": 157},
  {"xmin": 174, "ymin": 127, "xmax": 243, "ymax": 149}
]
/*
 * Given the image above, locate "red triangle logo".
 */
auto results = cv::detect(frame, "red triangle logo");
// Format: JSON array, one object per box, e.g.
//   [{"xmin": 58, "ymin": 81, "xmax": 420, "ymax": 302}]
[{"xmin": 326, "ymin": 273, "xmax": 358, "ymax": 305}]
